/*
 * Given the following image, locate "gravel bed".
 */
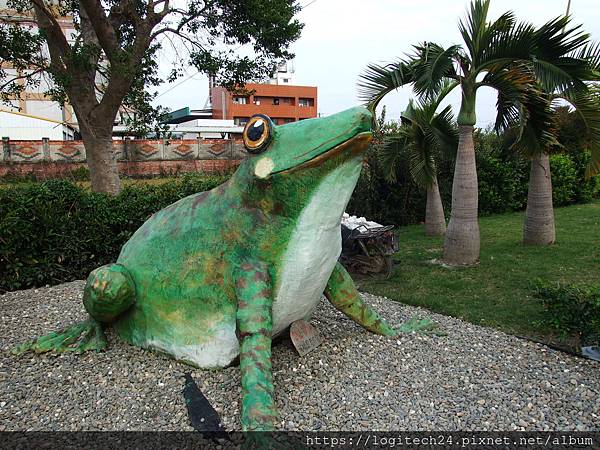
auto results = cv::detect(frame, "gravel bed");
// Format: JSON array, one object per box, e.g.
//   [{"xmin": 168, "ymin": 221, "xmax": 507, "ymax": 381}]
[{"xmin": 1, "ymin": 280, "xmax": 599, "ymax": 431}]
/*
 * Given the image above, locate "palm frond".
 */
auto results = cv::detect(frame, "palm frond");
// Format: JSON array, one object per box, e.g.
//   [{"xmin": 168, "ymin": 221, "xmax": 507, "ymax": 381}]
[
  {"xmin": 531, "ymin": 58, "xmax": 590, "ymax": 94},
  {"xmin": 401, "ymin": 98, "xmax": 417, "ymax": 124},
  {"xmin": 357, "ymin": 60, "xmax": 413, "ymax": 109},
  {"xmin": 475, "ymin": 20, "xmax": 535, "ymax": 71},
  {"xmin": 562, "ymin": 88, "xmax": 600, "ymax": 177},
  {"xmin": 458, "ymin": 0, "xmax": 491, "ymax": 64},
  {"xmin": 430, "ymin": 105, "xmax": 459, "ymax": 156},
  {"xmin": 406, "ymin": 132, "xmax": 438, "ymax": 187},
  {"xmin": 531, "ymin": 16, "xmax": 594, "ymax": 93},
  {"xmin": 534, "ymin": 16, "xmax": 590, "ymax": 61},
  {"xmin": 424, "ymin": 78, "xmax": 460, "ymax": 113},
  {"xmin": 478, "ymin": 63, "xmax": 535, "ymax": 132},
  {"xmin": 387, "ymin": 98, "xmax": 458, "ymax": 187},
  {"xmin": 507, "ymin": 88, "xmax": 560, "ymax": 157},
  {"xmin": 572, "ymin": 41, "xmax": 600, "ymax": 74},
  {"xmin": 374, "ymin": 129, "xmax": 411, "ymax": 183},
  {"xmin": 409, "ymin": 42, "xmax": 460, "ymax": 99}
]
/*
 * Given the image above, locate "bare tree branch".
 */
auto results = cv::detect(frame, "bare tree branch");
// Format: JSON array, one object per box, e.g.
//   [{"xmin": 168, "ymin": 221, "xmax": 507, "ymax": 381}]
[
  {"xmin": 30, "ymin": 0, "xmax": 70, "ymax": 71},
  {"xmin": 0, "ymin": 67, "xmax": 44, "ymax": 91},
  {"xmin": 79, "ymin": 0, "xmax": 120, "ymax": 59}
]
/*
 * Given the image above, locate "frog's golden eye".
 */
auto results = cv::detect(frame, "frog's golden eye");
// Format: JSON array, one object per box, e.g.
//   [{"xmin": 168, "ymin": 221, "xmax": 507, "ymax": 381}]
[{"xmin": 243, "ymin": 114, "xmax": 272, "ymax": 154}]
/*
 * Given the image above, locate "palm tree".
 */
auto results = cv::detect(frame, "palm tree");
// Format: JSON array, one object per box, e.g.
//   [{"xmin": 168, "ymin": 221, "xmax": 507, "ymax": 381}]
[
  {"xmin": 359, "ymin": 0, "xmax": 583, "ymax": 265},
  {"xmin": 516, "ymin": 34, "xmax": 600, "ymax": 245},
  {"xmin": 376, "ymin": 81, "xmax": 458, "ymax": 236}
]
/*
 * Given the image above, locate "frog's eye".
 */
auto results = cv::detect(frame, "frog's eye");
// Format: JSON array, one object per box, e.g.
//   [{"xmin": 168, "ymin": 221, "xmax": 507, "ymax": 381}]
[{"xmin": 243, "ymin": 114, "xmax": 272, "ymax": 154}]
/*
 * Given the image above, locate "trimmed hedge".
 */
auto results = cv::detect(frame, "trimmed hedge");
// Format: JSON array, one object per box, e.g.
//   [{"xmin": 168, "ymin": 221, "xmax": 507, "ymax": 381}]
[{"xmin": 0, "ymin": 173, "xmax": 229, "ymax": 292}]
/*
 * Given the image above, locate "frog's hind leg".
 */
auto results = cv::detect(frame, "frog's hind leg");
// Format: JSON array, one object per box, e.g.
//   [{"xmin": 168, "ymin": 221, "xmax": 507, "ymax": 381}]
[
  {"xmin": 12, "ymin": 263, "xmax": 135, "ymax": 355},
  {"xmin": 324, "ymin": 262, "xmax": 439, "ymax": 335},
  {"xmin": 235, "ymin": 260, "xmax": 278, "ymax": 431}
]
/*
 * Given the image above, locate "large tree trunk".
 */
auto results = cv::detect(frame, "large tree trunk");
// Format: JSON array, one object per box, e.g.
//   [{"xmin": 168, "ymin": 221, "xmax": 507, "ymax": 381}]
[
  {"xmin": 523, "ymin": 153, "xmax": 555, "ymax": 245},
  {"xmin": 425, "ymin": 175, "xmax": 446, "ymax": 236},
  {"xmin": 443, "ymin": 125, "xmax": 480, "ymax": 265},
  {"xmin": 79, "ymin": 125, "xmax": 121, "ymax": 195}
]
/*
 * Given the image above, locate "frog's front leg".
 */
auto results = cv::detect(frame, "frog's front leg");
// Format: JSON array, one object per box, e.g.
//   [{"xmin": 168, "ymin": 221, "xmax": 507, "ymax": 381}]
[
  {"xmin": 324, "ymin": 262, "xmax": 437, "ymax": 335},
  {"xmin": 235, "ymin": 260, "xmax": 278, "ymax": 431}
]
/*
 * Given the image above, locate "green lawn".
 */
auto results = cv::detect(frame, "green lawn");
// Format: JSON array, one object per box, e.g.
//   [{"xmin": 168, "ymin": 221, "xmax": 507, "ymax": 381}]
[{"xmin": 359, "ymin": 200, "xmax": 600, "ymax": 349}]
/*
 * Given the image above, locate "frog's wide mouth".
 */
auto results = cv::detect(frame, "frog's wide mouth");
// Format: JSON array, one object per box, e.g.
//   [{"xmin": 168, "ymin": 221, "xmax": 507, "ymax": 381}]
[{"xmin": 274, "ymin": 131, "xmax": 372, "ymax": 175}]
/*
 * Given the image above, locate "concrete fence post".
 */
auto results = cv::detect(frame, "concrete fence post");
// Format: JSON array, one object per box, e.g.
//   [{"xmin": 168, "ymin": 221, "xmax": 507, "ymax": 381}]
[
  {"xmin": 161, "ymin": 138, "xmax": 167, "ymax": 159},
  {"xmin": 42, "ymin": 137, "xmax": 50, "ymax": 160},
  {"xmin": 228, "ymin": 138, "xmax": 234, "ymax": 160},
  {"xmin": 2, "ymin": 137, "xmax": 9, "ymax": 162}
]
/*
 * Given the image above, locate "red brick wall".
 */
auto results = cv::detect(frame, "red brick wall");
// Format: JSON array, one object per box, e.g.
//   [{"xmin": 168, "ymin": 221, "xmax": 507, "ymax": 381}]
[
  {"xmin": 0, "ymin": 138, "xmax": 247, "ymax": 178},
  {"xmin": 0, "ymin": 160, "xmax": 242, "ymax": 178}
]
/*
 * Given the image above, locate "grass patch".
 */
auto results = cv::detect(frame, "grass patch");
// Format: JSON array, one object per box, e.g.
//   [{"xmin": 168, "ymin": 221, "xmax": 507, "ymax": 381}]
[{"xmin": 359, "ymin": 201, "xmax": 600, "ymax": 349}]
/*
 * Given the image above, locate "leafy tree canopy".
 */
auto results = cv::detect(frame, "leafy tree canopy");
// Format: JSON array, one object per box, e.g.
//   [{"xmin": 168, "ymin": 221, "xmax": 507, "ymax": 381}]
[{"xmin": 0, "ymin": 0, "xmax": 303, "ymax": 133}]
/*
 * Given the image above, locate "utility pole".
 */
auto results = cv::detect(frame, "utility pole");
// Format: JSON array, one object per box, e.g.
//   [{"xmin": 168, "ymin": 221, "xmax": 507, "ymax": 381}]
[{"xmin": 563, "ymin": 0, "xmax": 572, "ymax": 33}]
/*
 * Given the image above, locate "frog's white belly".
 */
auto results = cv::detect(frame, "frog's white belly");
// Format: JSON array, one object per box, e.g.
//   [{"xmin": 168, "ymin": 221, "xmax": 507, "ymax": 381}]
[{"xmin": 272, "ymin": 158, "xmax": 363, "ymax": 335}]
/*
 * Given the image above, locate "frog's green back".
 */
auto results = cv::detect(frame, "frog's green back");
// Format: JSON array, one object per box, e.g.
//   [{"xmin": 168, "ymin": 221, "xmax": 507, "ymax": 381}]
[{"xmin": 112, "ymin": 183, "xmax": 240, "ymax": 367}]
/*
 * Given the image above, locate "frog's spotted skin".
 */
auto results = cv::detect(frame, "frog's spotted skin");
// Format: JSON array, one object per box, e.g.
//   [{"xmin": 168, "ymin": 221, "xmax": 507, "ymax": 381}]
[{"xmin": 14, "ymin": 107, "xmax": 435, "ymax": 431}]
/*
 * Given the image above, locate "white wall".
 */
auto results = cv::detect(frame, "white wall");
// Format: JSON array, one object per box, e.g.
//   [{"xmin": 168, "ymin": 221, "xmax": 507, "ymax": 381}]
[
  {"xmin": 0, "ymin": 110, "xmax": 70, "ymax": 140},
  {"xmin": 25, "ymin": 100, "xmax": 64, "ymax": 122}
]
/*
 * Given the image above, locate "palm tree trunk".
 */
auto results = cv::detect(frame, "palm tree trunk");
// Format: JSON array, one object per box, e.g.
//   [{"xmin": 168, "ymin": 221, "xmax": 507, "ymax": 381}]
[
  {"xmin": 443, "ymin": 125, "xmax": 480, "ymax": 265},
  {"xmin": 425, "ymin": 175, "xmax": 446, "ymax": 236},
  {"xmin": 523, "ymin": 153, "xmax": 555, "ymax": 245}
]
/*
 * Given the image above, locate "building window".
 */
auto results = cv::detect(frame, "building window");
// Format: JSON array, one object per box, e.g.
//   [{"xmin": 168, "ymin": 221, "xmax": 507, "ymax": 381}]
[
  {"xmin": 282, "ymin": 118, "xmax": 294, "ymax": 124},
  {"xmin": 232, "ymin": 96, "xmax": 248, "ymax": 104},
  {"xmin": 282, "ymin": 78, "xmax": 289, "ymax": 83},
  {"xmin": 281, "ymin": 97, "xmax": 293, "ymax": 105},
  {"xmin": 298, "ymin": 98, "xmax": 314, "ymax": 107},
  {"xmin": 234, "ymin": 117, "xmax": 249, "ymax": 126},
  {"xmin": 273, "ymin": 98, "xmax": 280, "ymax": 105}
]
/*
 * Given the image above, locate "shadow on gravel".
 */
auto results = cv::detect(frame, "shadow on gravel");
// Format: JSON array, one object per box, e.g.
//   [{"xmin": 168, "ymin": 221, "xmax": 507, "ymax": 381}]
[{"xmin": 182, "ymin": 373, "xmax": 228, "ymax": 439}]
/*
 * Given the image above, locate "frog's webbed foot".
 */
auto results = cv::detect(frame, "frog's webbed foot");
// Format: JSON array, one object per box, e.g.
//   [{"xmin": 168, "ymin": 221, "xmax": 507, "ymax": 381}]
[
  {"xmin": 396, "ymin": 316, "xmax": 446, "ymax": 336},
  {"xmin": 325, "ymin": 262, "xmax": 445, "ymax": 337},
  {"xmin": 11, "ymin": 319, "xmax": 107, "ymax": 355},
  {"xmin": 324, "ymin": 262, "xmax": 397, "ymax": 336}
]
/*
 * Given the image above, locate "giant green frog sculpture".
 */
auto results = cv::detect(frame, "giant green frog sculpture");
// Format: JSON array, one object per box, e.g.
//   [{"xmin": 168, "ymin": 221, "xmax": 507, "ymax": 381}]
[{"xmin": 15, "ymin": 107, "xmax": 433, "ymax": 431}]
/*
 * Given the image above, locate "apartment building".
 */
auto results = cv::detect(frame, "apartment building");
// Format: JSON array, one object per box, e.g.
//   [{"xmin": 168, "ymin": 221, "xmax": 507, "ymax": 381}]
[
  {"xmin": 0, "ymin": 1, "xmax": 77, "ymax": 129},
  {"xmin": 210, "ymin": 81, "xmax": 318, "ymax": 126}
]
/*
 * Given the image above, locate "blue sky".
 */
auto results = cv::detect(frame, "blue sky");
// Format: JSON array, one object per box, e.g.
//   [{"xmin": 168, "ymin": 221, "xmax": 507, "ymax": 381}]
[{"xmin": 153, "ymin": 0, "xmax": 600, "ymax": 127}]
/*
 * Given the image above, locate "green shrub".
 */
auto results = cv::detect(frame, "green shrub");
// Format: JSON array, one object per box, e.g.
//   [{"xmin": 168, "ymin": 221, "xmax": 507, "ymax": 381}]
[
  {"xmin": 69, "ymin": 166, "xmax": 91, "ymax": 181},
  {"xmin": 476, "ymin": 152, "xmax": 528, "ymax": 215},
  {"xmin": 533, "ymin": 281, "xmax": 600, "ymax": 345},
  {"xmin": 549, "ymin": 154, "xmax": 578, "ymax": 206},
  {"xmin": 0, "ymin": 173, "xmax": 229, "ymax": 292},
  {"xmin": 571, "ymin": 150, "xmax": 600, "ymax": 203}
]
